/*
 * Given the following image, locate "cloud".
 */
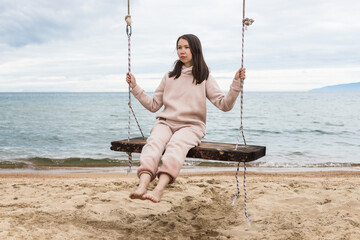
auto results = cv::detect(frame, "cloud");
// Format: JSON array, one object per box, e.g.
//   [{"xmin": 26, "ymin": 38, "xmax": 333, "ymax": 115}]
[
  {"xmin": 0, "ymin": 0, "xmax": 127, "ymax": 47},
  {"xmin": 1, "ymin": 1, "xmax": 71, "ymax": 47},
  {"xmin": 241, "ymin": 0, "xmax": 360, "ymax": 69},
  {"xmin": 0, "ymin": 0, "xmax": 359, "ymax": 92}
]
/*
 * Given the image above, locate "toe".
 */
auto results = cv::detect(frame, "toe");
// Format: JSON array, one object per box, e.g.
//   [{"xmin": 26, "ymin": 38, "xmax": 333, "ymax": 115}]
[
  {"xmin": 129, "ymin": 191, "xmax": 145, "ymax": 200},
  {"xmin": 143, "ymin": 193, "xmax": 160, "ymax": 203}
]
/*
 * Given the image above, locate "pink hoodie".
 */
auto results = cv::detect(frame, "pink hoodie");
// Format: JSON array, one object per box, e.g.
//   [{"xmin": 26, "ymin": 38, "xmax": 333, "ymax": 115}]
[{"xmin": 131, "ymin": 66, "xmax": 241, "ymax": 133}]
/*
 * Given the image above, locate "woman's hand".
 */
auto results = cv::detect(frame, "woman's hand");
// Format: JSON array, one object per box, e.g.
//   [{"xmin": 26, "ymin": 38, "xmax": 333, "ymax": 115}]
[
  {"xmin": 126, "ymin": 72, "xmax": 137, "ymax": 88},
  {"xmin": 235, "ymin": 67, "xmax": 246, "ymax": 81}
]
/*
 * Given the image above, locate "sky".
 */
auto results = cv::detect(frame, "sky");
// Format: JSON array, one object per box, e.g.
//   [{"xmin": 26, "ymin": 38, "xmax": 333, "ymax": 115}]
[{"xmin": 0, "ymin": 0, "xmax": 359, "ymax": 92}]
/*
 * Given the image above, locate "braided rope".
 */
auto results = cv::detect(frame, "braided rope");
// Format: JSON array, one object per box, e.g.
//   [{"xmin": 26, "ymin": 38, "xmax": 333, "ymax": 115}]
[
  {"xmin": 126, "ymin": 152, "xmax": 132, "ymax": 175},
  {"xmin": 231, "ymin": 162, "xmax": 241, "ymax": 206},
  {"xmin": 232, "ymin": 162, "xmax": 251, "ymax": 226},
  {"xmin": 235, "ymin": 79, "xmax": 246, "ymax": 149},
  {"xmin": 235, "ymin": 0, "xmax": 250, "ymax": 150},
  {"xmin": 243, "ymin": 162, "xmax": 251, "ymax": 224},
  {"xmin": 124, "ymin": 0, "xmax": 144, "ymax": 174},
  {"xmin": 129, "ymin": 105, "xmax": 145, "ymax": 138},
  {"xmin": 126, "ymin": 0, "xmax": 133, "ymax": 174},
  {"xmin": 127, "ymin": 31, "xmax": 132, "ymax": 175},
  {"xmin": 232, "ymin": 0, "xmax": 254, "ymax": 228}
]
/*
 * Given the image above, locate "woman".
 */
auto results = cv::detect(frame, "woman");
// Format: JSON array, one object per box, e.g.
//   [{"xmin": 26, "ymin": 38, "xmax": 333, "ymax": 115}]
[{"xmin": 126, "ymin": 34, "xmax": 246, "ymax": 202}]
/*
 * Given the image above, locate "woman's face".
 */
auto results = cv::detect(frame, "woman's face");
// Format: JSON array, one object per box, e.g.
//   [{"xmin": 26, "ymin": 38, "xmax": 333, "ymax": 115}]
[{"xmin": 177, "ymin": 38, "xmax": 193, "ymax": 67}]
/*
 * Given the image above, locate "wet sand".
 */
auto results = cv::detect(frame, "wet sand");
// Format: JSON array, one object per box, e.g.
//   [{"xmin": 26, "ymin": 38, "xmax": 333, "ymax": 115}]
[{"xmin": 0, "ymin": 171, "xmax": 359, "ymax": 240}]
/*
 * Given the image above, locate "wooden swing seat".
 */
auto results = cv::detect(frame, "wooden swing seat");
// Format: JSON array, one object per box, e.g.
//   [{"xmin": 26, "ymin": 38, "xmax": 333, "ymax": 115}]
[{"xmin": 111, "ymin": 137, "xmax": 266, "ymax": 162}]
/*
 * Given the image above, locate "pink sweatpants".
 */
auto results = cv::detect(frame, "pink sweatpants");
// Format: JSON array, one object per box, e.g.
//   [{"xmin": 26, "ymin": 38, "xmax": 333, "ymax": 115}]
[{"xmin": 137, "ymin": 119, "xmax": 205, "ymax": 184}]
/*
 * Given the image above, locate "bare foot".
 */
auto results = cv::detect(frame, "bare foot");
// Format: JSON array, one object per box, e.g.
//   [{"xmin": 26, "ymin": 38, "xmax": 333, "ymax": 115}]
[
  {"xmin": 141, "ymin": 173, "xmax": 171, "ymax": 203},
  {"xmin": 129, "ymin": 173, "xmax": 152, "ymax": 200},
  {"xmin": 142, "ymin": 189, "xmax": 163, "ymax": 203},
  {"xmin": 129, "ymin": 185, "xmax": 147, "ymax": 200}
]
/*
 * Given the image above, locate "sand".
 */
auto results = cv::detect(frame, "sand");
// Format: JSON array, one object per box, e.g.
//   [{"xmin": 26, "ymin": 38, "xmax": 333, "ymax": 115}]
[{"xmin": 0, "ymin": 171, "xmax": 359, "ymax": 240}]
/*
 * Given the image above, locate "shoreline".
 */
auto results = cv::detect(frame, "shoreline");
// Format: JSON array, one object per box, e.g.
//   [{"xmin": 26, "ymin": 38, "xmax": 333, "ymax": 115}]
[
  {"xmin": 1, "ymin": 169, "xmax": 359, "ymax": 179},
  {"xmin": 0, "ymin": 165, "xmax": 359, "ymax": 176}
]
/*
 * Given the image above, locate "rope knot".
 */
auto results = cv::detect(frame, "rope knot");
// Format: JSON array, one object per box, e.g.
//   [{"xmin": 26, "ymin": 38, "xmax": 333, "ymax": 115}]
[
  {"xmin": 243, "ymin": 18, "xmax": 254, "ymax": 30},
  {"xmin": 243, "ymin": 17, "xmax": 254, "ymax": 26},
  {"xmin": 125, "ymin": 15, "xmax": 132, "ymax": 26}
]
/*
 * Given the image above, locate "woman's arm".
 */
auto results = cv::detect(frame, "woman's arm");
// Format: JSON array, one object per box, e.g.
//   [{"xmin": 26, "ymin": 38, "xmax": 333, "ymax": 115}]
[
  {"xmin": 126, "ymin": 72, "xmax": 165, "ymax": 113},
  {"xmin": 206, "ymin": 68, "xmax": 246, "ymax": 112}
]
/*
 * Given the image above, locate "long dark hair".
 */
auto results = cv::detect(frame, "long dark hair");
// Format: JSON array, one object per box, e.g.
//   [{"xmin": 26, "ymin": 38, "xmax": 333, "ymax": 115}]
[{"xmin": 169, "ymin": 34, "xmax": 209, "ymax": 84}]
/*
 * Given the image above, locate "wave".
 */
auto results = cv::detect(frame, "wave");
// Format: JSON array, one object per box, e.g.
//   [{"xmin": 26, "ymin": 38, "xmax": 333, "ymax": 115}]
[
  {"xmin": 285, "ymin": 129, "xmax": 353, "ymax": 135},
  {"xmin": 0, "ymin": 157, "xmax": 137, "ymax": 169},
  {"xmin": 246, "ymin": 129, "xmax": 282, "ymax": 134},
  {"xmin": 250, "ymin": 161, "xmax": 360, "ymax": 168},
  {"xmin": 1, "ymin": 157, "xmax": 359, "ymax": 170},
  {"xmin": 325, "ymin": 122, "xmax": 345, "ymax": 127}
]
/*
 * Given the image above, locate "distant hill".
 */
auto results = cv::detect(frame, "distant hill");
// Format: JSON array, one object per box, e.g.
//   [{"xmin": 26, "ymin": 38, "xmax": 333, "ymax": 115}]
[{"xmin": 310, "ymin": 82, "xmax": 360, "ymax": 91}]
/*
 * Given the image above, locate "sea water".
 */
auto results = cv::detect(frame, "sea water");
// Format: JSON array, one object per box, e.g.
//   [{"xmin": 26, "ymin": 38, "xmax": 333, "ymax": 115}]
[{"xmin": 0, "ymin": 92, "xmax": 359, "ymax": 171}]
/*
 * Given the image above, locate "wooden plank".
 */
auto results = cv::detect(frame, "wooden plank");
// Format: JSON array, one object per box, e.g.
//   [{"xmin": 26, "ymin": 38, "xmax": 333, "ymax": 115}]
[{"xmin": 111, "ymin": 137, "xmax": 266, "ymax": 162}]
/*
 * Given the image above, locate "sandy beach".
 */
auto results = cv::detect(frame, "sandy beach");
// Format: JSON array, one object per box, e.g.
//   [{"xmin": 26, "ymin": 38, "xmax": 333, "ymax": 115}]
[{"xmin": 0, "ymin": 171, "xmax": 359, "ymax": 240}]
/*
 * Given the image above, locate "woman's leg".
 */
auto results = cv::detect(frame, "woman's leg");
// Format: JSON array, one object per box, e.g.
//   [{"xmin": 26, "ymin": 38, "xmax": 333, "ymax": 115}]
[
  {"xmin": 142, "ymin": 173, "xmax": 171, "ymax": 203},
  {"xmin": 129, "ymin": 121, "xmax": 172, "ymax": 199},
  {"xmin": 129, "ymin": 172, "xmax": 151, "ymax": 199},
  {"xmin": 157, "ymin": 126, "xmax": 204, "ymax": 183},
  {"xmin": 141, "ymin": 126, "xmax": 203, "ymax": 202}
]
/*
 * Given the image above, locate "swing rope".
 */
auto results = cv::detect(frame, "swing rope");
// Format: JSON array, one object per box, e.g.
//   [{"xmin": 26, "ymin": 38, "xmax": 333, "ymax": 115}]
[
  {"xmin": 232, "ymin": 0, "xmax": 254, "ymax": 228},
  {"xmin": 125, "ymin": 0, "xmax": 144, "ymax": 175},
  {"xmin": 124, "ymin": 2, "xmax": 254, "ymax": 223}
]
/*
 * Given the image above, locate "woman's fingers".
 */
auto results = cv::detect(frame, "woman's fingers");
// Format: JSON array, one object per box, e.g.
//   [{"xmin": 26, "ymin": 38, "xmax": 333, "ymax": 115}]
[
  {"xmin": 239, "ymin": 68, "xmax": 246, "ymax": 80},
  {"xmin": 126, "ymin": 72, "xmax": 132, "ymax": 84},
  {"xmin": 235, "ymin": 68, "xmax": 246, "ymax": 81},
  {"xmin": 125, "ymin": 72, "xmax": 136, "ymax": 88}
]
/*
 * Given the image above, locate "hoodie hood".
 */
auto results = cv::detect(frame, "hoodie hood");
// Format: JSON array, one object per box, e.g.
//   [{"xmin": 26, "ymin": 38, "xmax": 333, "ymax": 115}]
[{"xmin": 181, "ymin": 66, "xmax": 193, "ymax": 75}]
